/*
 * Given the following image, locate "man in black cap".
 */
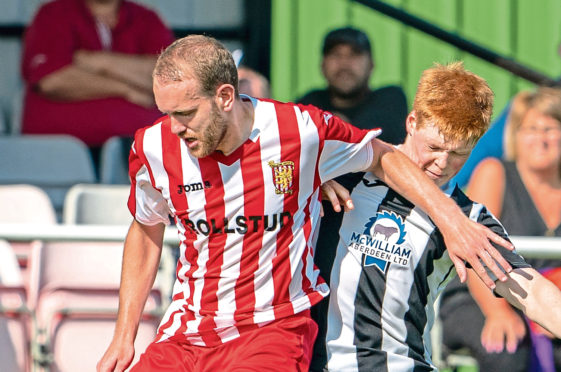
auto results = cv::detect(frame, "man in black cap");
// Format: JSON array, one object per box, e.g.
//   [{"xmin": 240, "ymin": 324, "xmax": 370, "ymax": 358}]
[
  {"xmin": 298, "ymin": 26, "xmax": 407, "ymax": 144},
  {"xmin": 298, "ymin": 26, "xmax": 409, "ymax": 372}
]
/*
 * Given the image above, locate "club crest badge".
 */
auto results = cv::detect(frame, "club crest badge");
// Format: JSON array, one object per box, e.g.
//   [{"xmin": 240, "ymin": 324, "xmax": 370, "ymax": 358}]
[
  {"xmin": 347, "ymin": 210, "xmax": 410, "ymax": 274},
  {"xmin": 268, "ymin": 160, "xmax": 295, "ymax": 195}
]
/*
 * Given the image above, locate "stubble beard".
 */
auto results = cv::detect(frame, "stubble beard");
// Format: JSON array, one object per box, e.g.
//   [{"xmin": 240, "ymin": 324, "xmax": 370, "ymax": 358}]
[{"xmin": 189, "ymin": 105, "xmax": 228, "ymax": 158}]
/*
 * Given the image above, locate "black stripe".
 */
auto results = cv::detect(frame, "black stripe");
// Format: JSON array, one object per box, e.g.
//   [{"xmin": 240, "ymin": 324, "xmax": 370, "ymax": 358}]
[
  {"xmin": 404, "ymin": 229, "xmax": 446, "ymax": 371},
  {"xmin": 353, "ymin": 187, "xmax": 416, "ymax": 372}
]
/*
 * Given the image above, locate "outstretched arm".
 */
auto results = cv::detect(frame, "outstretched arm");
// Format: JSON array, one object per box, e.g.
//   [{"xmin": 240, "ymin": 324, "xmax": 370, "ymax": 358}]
[
  {"xmin": 466, "ymin": 271, "xmax": 526, "ymax": 353},
  {"xmin": 97, "ymin": 220, "xmax": 164, "ymax": 372},
  {"xmin": 495, "ymin": 267, "xmax": 561, "ymax": 338},
  {"xmin": 365, "ymin": 139, "xmax": 513, "ymax": 288}
]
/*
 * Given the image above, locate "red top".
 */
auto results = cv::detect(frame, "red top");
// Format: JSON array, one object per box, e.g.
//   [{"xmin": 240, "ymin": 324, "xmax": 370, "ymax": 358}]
[
  {"xmin": 21, "ymin": 0, "xmax": 174, "ymax": 146},
  {"xmin": 127, "ymin": 97, "xmax": 380, "ymax": 346}
]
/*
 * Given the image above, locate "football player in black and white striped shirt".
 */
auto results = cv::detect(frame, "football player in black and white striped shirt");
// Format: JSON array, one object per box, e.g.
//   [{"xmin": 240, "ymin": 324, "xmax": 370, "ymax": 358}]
[{"xmin": 320, "ymin": 62, "xmax": 561, "ymax": 371}]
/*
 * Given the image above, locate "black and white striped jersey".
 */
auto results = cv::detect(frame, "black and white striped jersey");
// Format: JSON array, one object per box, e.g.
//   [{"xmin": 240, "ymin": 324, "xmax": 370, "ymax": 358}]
[{"xmin": 325, "ymin": 172, "xmax": 529, "ymax": 371}]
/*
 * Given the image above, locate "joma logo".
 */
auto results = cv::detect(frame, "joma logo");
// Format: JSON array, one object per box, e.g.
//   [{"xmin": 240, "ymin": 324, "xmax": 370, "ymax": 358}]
[{"xmin": 177, "ymin": 181, "xmax": 211, "ymax": 194}]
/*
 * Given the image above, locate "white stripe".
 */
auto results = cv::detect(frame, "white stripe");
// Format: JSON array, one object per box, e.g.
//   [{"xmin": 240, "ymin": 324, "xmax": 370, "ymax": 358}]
[
  {"xmin": 253, "ymin": 101, "xmax": 281, "ymax": 319},
  {"xmin": 326, "ymin": 248, "xmax": 361, "ymax": 371},
  {"xmin": 214, "ymin": 160, "xmax": 244, "ymax": 329}
]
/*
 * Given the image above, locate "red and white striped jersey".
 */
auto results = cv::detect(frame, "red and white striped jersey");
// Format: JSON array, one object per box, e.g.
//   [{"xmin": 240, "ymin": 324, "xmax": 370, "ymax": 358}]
[{"xmin": 127, "ymin": 97, "xmax": 381, "ymax": 346}]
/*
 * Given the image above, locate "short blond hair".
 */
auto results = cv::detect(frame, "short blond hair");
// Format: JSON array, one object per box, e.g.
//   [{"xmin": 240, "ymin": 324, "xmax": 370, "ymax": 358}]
[
  {"xmin": 153, "ymin": 35, "xmax": 239, "ymax": 97},
  {"xmin": 413, "ymin": 62, "xmax": 493, "ymax": 146},
  {"xmin": 504, "ymin": 87, "xmax": 561, "ymax": 160}
]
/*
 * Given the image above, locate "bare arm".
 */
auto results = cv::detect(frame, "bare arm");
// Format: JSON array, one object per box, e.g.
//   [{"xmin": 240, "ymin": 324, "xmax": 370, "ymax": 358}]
[
  {"xmin": 74, "ymin": 51, "xmax": 158, "ymax": 93},
  {"xmin": 37, "ymin": 64, "xmax": 155, "ymax": 108},
  {"xmin": 467, "ymin": 271, "xmax": 526, "ymax": 353},
  {"xmin": 495, "ymin": 267, "xmax": 561, "ymax": 338},
  {"xmin": 466, "ymin": 157, "xmax": 506, "ymax": 215},
  {"xmin": 365, "ymin": 139, "xmax": 513, "ymax": 288},
  {"xmin": 97, "ymin": 220, "xmax": 164, "ymax": 372}
]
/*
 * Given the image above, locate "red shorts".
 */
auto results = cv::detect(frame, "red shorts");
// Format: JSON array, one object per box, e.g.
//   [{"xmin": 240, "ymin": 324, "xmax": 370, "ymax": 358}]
[{"xmin": 131, "ymin": 310, "xmax": 318, "ymax": 372}]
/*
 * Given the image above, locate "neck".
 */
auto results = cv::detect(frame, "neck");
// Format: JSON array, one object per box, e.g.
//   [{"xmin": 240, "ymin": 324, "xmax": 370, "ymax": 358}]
[
  {"xmin": 85, "ymin": 0, "xmax": 120, "ymax": 26},
  {"xmin": 218, "ymin": 98, "xmax": 255, "ymax": 156}
]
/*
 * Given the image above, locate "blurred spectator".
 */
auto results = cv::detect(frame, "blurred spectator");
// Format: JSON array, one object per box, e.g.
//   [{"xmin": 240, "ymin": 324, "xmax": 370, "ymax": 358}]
[
  {"xmin": 21, "ymin": 0, "xmax": 174, "ymax": 169},
  {"xmin": 297, "ymin": 26, "xmax": 407, "ymax": 144},
  {"xmin": 440, "ymin": 87, "xmax": 561, "ymax": 372},
  {"xmin": 297, "ymin": 26, "xmax": 408, "ymax": 372},
  {"xmin": 238, "ymin": 65, "xmax": 270, "ymax": 98}
]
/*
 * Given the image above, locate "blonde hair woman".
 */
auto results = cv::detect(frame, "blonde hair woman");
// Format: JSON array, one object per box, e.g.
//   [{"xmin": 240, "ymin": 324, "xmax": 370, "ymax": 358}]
[{"xmin": 465, "ymin": 87, "xmax": 561, "ymax": 371}]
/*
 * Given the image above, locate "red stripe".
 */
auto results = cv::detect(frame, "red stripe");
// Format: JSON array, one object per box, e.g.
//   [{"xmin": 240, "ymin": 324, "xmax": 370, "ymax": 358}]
[
  {"xmin": 158, "ymin": 121, "xmax": 201, "ymax": 342},
  {"xmin": 271, "ymin": 102, "xmax": 302, "ymax": 318},
  {"xmin": 299, "ymin": 103, "xmax": 374, "ymax": 144},
  {"xmin": 196, "ymin": 156, "xmax": 226, "ymax": 346},
  {"xmin": 234, "ymin": 138, "xmax": 265, "ymax": 324}
]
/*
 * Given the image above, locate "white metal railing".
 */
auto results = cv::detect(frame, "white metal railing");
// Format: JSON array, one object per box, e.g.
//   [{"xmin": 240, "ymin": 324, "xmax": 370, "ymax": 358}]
[{"xmin": 0, "ymin": 223, "xmax": 559, "ymax": 258}]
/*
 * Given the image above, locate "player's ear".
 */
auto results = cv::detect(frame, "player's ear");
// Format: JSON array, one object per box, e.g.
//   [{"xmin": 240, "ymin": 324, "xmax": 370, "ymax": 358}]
[
  {"xmin": 405, "ymin": 111, "xmax": 417, "ymax": 136},
  {"xmin": 216, "ymin": 84, "xmax": 236, "ymax": 112}
]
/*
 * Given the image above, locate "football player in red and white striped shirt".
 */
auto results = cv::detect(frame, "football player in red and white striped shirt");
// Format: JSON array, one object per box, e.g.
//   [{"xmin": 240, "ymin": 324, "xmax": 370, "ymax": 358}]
[{"xmin": 98, "ymin": 35, "xmax": 515, "ymax": 372}]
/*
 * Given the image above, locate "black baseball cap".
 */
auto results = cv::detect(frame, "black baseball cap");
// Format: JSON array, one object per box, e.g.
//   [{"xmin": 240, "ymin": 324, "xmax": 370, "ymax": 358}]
[{"xmin": 322, "ymin": 27, "xmax": 372, "ymax": 56}]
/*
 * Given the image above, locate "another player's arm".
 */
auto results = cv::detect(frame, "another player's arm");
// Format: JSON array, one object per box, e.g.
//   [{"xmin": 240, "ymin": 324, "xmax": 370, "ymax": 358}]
[
  {"xmin": 466, "ymin": 271, "xmax": 526, "ymax": 353},
  {"xmin": 97, "ymin": 220, "xmax": 164, "ymax": 372},
  {"xmin": 365, "ymin": 139, "xmax": 513, "ymax": 288},
  {"xmin": 494, "ymin": 267, "xmax": 561, "ymax": 338}
]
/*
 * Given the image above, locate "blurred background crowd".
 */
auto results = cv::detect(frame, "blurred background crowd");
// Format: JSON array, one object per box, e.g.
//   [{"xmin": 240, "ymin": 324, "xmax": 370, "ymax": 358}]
[{"xmin": 0, "ymin": 1, "xmax": 560, "ymax": 371}]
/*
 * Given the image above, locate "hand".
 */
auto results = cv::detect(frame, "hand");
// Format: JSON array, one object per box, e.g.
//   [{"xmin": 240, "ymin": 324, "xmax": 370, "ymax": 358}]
[
  {"xmin": 440, "ymin": 214, "xmax": 513, "ymax": 289},
  {"xmin": 481, "ymin": 309, "xmax": 526, "ymax": 353},
  {"xmin": 97, "ymin": 340, "xmax": 135, "ymax": 372},
  {"xmin": 321, "ymin": 179, "xmax": 354, "ymax": 214}
]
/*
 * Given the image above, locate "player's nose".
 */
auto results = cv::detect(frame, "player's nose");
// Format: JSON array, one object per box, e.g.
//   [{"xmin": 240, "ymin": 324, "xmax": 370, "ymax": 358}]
[
  {"xmin": 170, "ymin": 117, "xmax": 187, "ymax": 135},
  {"xmin": 434, "ymin": 152, "xmax": 449, "ymax": 169}
]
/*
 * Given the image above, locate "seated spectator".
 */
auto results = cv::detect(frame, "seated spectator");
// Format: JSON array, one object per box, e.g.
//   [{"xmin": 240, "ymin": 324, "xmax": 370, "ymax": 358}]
[
  {"xmin": 21, "ymin": 0, "xmax": 174, "ymax": 169},
  {"xmin": 297, "ymin": 26, "xmax": 407, "ymax": 144},
  {"xmin": 440, "ymin": 87, "xmax": 561, "ymax": 372},
  {"xmin": 238, "ymin": 65, "xmax": 270, "ymax": 98}
]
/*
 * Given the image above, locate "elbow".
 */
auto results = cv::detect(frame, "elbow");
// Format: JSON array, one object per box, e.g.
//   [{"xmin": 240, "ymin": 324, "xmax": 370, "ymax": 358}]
[{"xmin": 36, "ymin": 74, "xmax": 62, "ymax": 98}]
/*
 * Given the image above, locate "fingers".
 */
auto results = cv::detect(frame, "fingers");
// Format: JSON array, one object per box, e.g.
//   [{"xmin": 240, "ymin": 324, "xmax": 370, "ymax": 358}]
[
  {"xmin": 321, "ymin": 181, "xmax": 341, "ymax": 212},
  {"xmin": 320, "ymin": 180, "xmax": 354, "ymax": 213},
  {"xmin": 469, "ymin": 257, "xmax": 496, "ymax": 289},
  {"xmin": 486, "ymin": 230, "xmax": 514, "ymax": 251},
  {"xmin": 450, "ymin": 255, "xmax": 467, "ymax": 283},
  {"xmin": 505, "ymin": 329, "xmax": 519, "ymax": 354}
]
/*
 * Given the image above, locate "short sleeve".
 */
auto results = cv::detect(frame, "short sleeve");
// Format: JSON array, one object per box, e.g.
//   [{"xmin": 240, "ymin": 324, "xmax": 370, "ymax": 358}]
[
  {"xmin": 22, "ymin": 4, "xmax": 75, "ymax": 84},
  {"xmin": 127, "ymin": 133, "xmax": 171, "ymax": 226},
  {"xmin": 311, "ymin": 107, "xmax": 381, "ymax": 182}
]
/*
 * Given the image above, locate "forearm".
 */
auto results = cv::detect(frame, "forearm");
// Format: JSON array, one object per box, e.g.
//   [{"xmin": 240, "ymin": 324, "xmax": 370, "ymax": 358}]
[
  {"xmin": 37, "ymin": 65, "xmax": 132, "ymax": 101},
  {"xmin": 496, "ymin": 268, "xmax": 561, "ymax": 338},
  {"xmin": 467, "ymin": 270, "xmax": 513, "ymax": 317},
  {"xmin": 112, "ymin": 220, "xmax": 164, "ymax": 343},
  {"xmin": 75, "ymin": 51, "xmax": 157, "ymax": 92},
  {"xmin": 368, "ymin": 140, "xmax": 461, "ymax": 225}
]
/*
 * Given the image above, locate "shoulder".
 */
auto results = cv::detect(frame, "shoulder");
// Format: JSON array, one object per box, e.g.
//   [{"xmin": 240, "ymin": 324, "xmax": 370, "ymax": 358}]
[
  {"xmin": 296, "ymin": 89, "xmax": 329, "ymax": 106},
  {"xmin": 469, "ymin": 157, "xmax": 506, "ymax": 186},
  {"xmin": 31, "ymin": 0, "xmax": 68, "ymax": 18},
  {"xmin": 122, "ymin": 0, "xmax": 161, "ymax": 17},
  {"xmin": 370, "ymin": 85, "xmax": 407, "ymax": 100},
  {"xmin": 466, "ymin": 157, "xmax": 506, "ymax": 216}
]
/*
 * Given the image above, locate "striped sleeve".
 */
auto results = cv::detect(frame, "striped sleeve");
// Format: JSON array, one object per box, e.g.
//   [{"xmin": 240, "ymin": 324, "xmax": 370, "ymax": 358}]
[
  {"xmin": 298, "ymin": 104, "xmax": 381, "ymax": 183},
  {"xmin": 127, "ymin": 126, "xmax": 172, "ymax": 226}
]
